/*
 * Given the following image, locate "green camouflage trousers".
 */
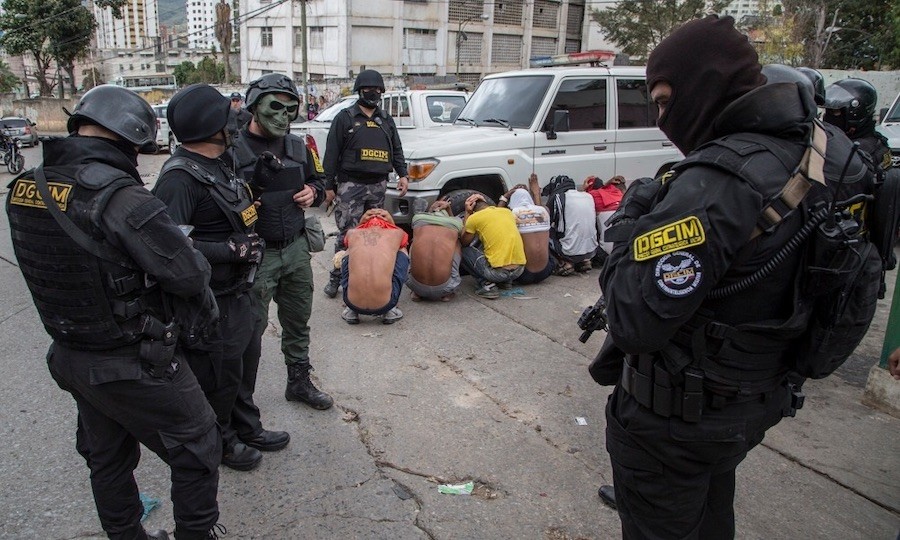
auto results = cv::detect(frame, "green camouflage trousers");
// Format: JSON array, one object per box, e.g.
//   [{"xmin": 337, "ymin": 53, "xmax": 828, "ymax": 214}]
[{"xmin": 330, "ymin": 180, "xmax": 387, "ymax": 280}]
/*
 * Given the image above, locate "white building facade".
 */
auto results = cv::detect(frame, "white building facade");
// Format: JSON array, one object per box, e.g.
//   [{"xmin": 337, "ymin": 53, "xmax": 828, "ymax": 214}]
[
  {"xmin": 238, "ymin": 0, "xmax": 588, "ymax": 86},
  {"xmin": 186, "ymin": 0, "xmax": 220, "ymax": 50},
  {"xmin": 92, "ymin": 0, "xmax": 160, "ymax": 50}
]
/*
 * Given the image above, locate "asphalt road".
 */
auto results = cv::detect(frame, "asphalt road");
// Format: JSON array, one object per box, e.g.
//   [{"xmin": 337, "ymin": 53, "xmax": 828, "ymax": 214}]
[{"xmin": 0, "ymin": 144, "xmax": 897, "ymax": 539}]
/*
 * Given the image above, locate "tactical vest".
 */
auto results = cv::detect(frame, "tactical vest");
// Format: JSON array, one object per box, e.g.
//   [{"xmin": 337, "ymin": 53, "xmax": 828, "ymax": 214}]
[
  {"xmin": 338, "ymin": 109, "xmax": 393, "ymax": 179},
  {"xmin": 159, "ymin": 156, "xmax": 258, "ymax": 293},
  {"xmin": 6, "ymin": 163, "xmax": 166, "ymax": 350},
  {"xmin": 231, "ymin": 133, "xmax": 309, "ymax": 242},
  {"xmin": 668, "ymin": 127, "xmax": 880, "ymax": 387}
]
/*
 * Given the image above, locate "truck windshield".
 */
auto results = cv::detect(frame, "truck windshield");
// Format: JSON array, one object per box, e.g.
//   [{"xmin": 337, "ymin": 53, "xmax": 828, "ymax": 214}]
[
  {"xmin": 885, "ymin": 97, "xmax": 900, "ymax": 122},
  {"xmin": 456, "ymin": 75, "xmax": 553, "ymax": 129}
]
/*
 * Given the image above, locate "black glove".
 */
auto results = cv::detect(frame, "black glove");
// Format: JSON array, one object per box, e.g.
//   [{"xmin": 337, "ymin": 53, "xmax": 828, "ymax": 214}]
[
  {"xmin": 249, "ymin": 152, "xmax": 284, "ymax": 196},
  {"xmin": 173, "ymin": 288, "xmax": 220, "ymax": 348},
  {"xmin": 227, "ymin": 232, "xmax": 265, "ymax": 264}
]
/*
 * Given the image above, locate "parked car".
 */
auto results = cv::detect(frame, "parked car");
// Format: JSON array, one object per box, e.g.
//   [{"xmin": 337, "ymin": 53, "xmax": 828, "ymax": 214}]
[
  {"xmin": 876, "ymin": 91, "xmax": 900, "ymax": 168},
  {"xmin": 0, "ymin": 117, "xmax": 39, "ymax": 147},
  {"xmin": 290, "ymin": 89, "xmax": 470, "ymax": 160},
  {"xmin": 383, "ymin": 66, "xmax": 683, "ymax": 225},
  {"xmin": 152, "ymin": 103, "xmax": 179, "ymax": 154}
]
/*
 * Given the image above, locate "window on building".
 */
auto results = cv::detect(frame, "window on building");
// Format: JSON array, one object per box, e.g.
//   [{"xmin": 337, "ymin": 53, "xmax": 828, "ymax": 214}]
[
  {"xmin": 309, "ymin": 27, "xmax": 324, "ymax": 48},
  {"xmin": 616, "ymin": 78, "xmax": 655, "ymax": 128},
  {"xmin": 545, "ymin": 78, "xmax": 607, "ymax": 132},
  {"xmin": 404, "ymin": 28, "xmax": 436, "ymax": 50},
  {"xmin": 261, "ymin": 26, "xmax": 273, "ymax": 47}
]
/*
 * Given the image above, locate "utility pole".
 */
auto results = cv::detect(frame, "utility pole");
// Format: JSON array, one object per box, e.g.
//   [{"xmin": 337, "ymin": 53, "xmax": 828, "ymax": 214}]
[{"xmin": 300, "ymin": 0, "xmax": 308, "ymax": 101}]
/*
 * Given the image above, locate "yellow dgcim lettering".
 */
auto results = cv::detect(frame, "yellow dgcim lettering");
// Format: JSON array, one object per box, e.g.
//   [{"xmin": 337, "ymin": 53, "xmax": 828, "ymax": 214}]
[{"xmin": 632, "ymin": 216, "xmax": 706, "ymax": 262}]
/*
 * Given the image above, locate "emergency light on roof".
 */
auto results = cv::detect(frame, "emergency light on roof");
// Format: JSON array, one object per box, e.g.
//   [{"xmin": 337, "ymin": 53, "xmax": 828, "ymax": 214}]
[{"xmin": 529, "ymin": 50, "xmax": 617, "ymax": 68}]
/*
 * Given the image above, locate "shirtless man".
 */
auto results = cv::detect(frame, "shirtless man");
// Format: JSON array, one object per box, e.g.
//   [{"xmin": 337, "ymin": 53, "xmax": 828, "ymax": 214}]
[
  {"xmin": 406, "ymin": 200, "xmax": 463, "ymax": 301},
  {"xmin": 337, "ymin": 208, "xmax": 409, "ymax": 324},
  {"xmin": 498, "ymin": 173, "xmax": 554, "ymax": 285}
]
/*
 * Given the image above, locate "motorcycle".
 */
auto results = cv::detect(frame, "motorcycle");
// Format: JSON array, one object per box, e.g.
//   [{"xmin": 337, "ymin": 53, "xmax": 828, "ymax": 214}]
[{"xmin": 1, "ymin": 135, "xmax": 24, "ymax": 174}]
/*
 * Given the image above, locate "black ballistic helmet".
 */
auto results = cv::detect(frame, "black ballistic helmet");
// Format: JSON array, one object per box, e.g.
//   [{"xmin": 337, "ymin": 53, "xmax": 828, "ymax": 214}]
[
  {"xmin": 66, "ymin": 85, "xmax": 158, "ymax": 153},
  {"xmin": 353, "ymin": 69, "xmax": 386, "ymax": 93},
  {"xmin": 761, "ymin": 64, "xmax": 817, "ymax": 108},
  {"xmin": 824, "ymin": 78, "xmax": 878, "ymax": 132},
  {"xmin": 245, "ymin": 74, "xmax": 300, "ymax": 112},
  {"xmin": 796, "ymin": 67, "xmax": 825, "ymax": 106},
  {"xmin": 166, "ymin": 84, "xmax": 231, "ymax": 143}
]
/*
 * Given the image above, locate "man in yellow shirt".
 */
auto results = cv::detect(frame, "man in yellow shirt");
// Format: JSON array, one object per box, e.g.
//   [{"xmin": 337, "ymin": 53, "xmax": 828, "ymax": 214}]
[{"xmin": 460, "ymin": 193, "xmax": 526, "ymax": 299}]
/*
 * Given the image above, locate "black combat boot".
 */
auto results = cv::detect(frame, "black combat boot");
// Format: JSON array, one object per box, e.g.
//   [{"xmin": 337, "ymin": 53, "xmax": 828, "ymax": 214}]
[
  {"xmin": 598, "ymin": 484, "xmax": 617, "ymax": 510},
  {"xmin": 323, "ymin": 274, "xmax": 340, "ymax": 298},
  {"xmin": 286, "ymin": 364, "xmax": 334, "ymax": 409}
]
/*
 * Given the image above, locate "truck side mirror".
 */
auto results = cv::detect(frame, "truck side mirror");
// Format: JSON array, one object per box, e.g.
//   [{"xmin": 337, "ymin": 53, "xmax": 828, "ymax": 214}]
[
  {"xmin": 879, "ymin": 107, "xmax": 888, "ymax": 123},
  {"xmin": 546, "ymin": 109, "xmax": 569, "ymax": 140}
]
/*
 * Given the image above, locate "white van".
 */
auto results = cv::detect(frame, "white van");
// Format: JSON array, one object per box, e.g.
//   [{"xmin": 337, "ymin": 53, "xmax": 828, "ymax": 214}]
[
  {"xmin": 384, "ymin": 66, "xmax": 683, "ymax": 224},
  {"xmin": 876, "ymin": 91, "xmax": 900, "ymax": 168},
  {"xmin": 152, "ymin": 103, "xmax": 179, "ymax": 154}
]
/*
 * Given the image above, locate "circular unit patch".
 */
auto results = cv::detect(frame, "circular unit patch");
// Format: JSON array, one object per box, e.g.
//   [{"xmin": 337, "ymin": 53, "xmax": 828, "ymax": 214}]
[{"xmin": 654, "ymin": 251, "xmax": 702, "ymax": 297}]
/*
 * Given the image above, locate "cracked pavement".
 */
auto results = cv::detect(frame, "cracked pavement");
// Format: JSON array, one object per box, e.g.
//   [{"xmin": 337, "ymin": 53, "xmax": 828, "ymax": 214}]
[{"xmin": 0, "ymin": 149, "xmax": 897, "ymax": 539}]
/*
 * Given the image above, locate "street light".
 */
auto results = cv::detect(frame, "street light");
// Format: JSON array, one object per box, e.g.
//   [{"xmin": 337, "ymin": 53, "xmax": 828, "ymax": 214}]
[
  {"xmin": 455, "ymin": 13, "xmax": 488, "ymax": 78},
  {"xmin": 824, "ymin": 26, "xmax": 883, "ymax": 70}
]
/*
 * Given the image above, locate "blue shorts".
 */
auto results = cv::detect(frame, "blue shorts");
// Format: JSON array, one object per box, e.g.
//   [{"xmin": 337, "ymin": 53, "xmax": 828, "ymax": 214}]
[{"xmin": 341, "ymin": 251, "xmax": 410, "ymax": 315}]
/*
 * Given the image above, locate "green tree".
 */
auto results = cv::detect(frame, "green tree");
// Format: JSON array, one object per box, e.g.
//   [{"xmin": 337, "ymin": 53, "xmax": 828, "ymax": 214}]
[
  {"xmin": 174, "ymin": 61, "xmax": 197, "ymax": 86},
  {"xmin": 0, "ymin": 60, "xmax": 20, "ymax": 93},
  {"xmin": 781, "ymin": 0, "xmax": 899, "ymax": 69},
  {"xmin": 81, "ymin": 66, "xmax": 102, "ymax": 91},
  {"xmin": 0, "ymin": 0, "xmax": 57, "ymax": 95},
  {"xmin": 94, "ymin": 0, "xmax": 127, "ymax": 19},
  {"xmin": 742, "ymin": 1, "xmax": 806, "ymax": 65},
  {"xmin": 195, "ymin": 56, "xmax": 225, "ymax": 84},
  {"xmin": 590, "ymin": 0, "xmax": 730, "ymax": 62},
  {"xmin": 47, "ymin": 0, "xmax": 95, "ymax": 96}
]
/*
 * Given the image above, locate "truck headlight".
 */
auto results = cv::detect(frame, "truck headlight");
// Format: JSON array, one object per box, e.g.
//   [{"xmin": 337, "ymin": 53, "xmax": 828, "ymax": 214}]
[{"xmin": 407, "ymin": 159, "xmax": 439, "ymax": 182}]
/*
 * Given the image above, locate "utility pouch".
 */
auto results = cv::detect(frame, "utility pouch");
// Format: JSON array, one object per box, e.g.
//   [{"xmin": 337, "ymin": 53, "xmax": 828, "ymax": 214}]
[
  {"xmin": 138, "ymin": 317, "xmax": 179, "ymax": 377},
  {"xmin": 305, "ymin": 215, "xmax": 326, "ymax": 252}
]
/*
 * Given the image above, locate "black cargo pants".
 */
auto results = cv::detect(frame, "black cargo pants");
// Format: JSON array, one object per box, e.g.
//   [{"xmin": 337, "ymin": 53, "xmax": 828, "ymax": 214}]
[
  {"xmin": 184, "ymin": 291, "xmax": 256, "ymax": 449},
  {"xmin": 47, "ymin": 343, "xmax": 220, "ymax": 540},
  {"xmin": 604, "ymin": 382, "xmax": 789, "ymax": 539}
]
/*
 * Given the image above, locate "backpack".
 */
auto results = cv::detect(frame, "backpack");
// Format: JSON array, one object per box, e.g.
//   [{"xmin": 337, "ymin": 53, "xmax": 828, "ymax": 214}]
[{"xmin": 683, "ymin": 122, "xmax": 885, "ymax": 379}]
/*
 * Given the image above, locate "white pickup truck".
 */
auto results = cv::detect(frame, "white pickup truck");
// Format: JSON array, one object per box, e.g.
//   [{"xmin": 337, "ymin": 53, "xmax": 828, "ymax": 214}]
[
  {"xmin": 384, "ymin": 66, "xmax": 683, "ymax": 224},
  {"xmin": 290, "ymin": 89, "xmax": 469, "ymax": 160}
]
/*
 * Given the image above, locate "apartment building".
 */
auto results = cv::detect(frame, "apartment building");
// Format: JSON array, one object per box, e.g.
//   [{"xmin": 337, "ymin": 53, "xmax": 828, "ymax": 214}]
[
  {"xmin": 239, "ymin": 0, "xmax": 588, "ymax": 85},
  {"xmin": 187, "ymin": 0, "xmax": 220, "ymax": 50},
  {"xmin": 93, "ymin": 0, "xmax": 160, "ymax": 50}
]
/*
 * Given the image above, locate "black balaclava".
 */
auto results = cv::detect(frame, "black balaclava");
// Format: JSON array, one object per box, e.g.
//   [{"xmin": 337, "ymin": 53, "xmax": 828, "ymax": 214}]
[{"xmin": 647, "ymin": 15, "xmax": 766, "ymax": 154}]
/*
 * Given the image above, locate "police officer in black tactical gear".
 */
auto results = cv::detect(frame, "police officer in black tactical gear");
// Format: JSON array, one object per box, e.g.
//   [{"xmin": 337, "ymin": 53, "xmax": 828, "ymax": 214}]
[
  {"xmin": 594, "ymin": 61, "xmax": 879, "ymax": 516},
  {"xmin": 322, "ymin": 68, "xmax": 409, "ymax": 299},
  {"xmin": 590, "ymin": 16, "xmax": 878, "ymax": 538},
  {"xmin": 824, "ymin": 78, "xmax": 892, "ymax": 171},
  {"xmin": 6, "ymin": 85, "xmax": 222, "ymax": 540},
  {"xmin": 228, "ymin": 73, "xmax": 333, "ymax": 415},
  {"xmin": 153, "ymin": 83, "xmax": 285, "ymax": 472}
]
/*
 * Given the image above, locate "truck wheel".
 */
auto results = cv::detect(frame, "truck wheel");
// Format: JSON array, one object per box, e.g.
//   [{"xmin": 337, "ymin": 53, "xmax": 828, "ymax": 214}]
[{"xmin": 438, "ymin": 189, "xmax": 497, "ymax": 218}]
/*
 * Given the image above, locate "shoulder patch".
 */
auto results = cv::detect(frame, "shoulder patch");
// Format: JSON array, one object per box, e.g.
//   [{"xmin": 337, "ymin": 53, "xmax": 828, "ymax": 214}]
[
  {"xmin": 8, "ymin": 177, "xmax": 72, "ymax": 211},
  {"xmin": 654, "ymin": 251, "xmax": 703, "ymax": 297},
  {"xmin": 633, "ymin": 215, "xmax": 705, "ymax": 262},
  {"xmin": 310, "ymin": 146, "xmax": 324, "ymax": 173}
]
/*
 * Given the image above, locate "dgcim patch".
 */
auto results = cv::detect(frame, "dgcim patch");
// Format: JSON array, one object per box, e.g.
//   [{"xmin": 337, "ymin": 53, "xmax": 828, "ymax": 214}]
[
  {"xmin": 633, "ymin": 216, "xmax": 705, "ymax": 262},
  {"xmin": 360, "ymin": 148, "xmax": 389, "ymax": 163},
  {"xmin": 240, "ymin": 203, "xmax": 258, "ymax": 226},
  {"xmin": 9, "ymin": 178, "xmax": 72, "ymax": 211}
]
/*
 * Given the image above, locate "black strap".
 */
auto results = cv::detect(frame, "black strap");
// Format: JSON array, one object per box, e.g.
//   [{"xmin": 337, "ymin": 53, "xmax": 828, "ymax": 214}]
[{"xmin": 33, "ymin": 166, "xmax": 138, "ymax": 270}]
